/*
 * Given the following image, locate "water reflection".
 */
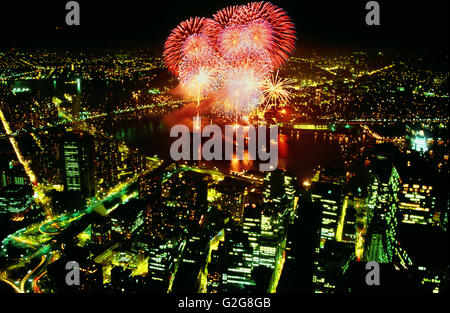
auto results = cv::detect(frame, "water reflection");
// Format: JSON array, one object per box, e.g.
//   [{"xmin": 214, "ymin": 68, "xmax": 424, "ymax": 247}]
[{"xmin": 109, "ymin": 118, "xmax": 345, "ymax": 182}]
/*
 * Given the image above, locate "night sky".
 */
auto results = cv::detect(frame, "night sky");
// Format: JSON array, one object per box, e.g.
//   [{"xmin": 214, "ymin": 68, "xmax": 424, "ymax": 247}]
[{"xmin": 0, "ymin": 0, "xmax": 448, "ymax": 53}]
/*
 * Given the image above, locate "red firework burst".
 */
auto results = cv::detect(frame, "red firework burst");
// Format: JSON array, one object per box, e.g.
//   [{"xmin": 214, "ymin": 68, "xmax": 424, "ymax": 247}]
[
  {"xmin": 163, "ymin": 17, "xmax": 211, "ymax": 75},
  {"xmin": 213, "ymin": 5, "xmax": 241, "ymax": 27},
  {"xmin": 229, "ymin": 2, "xmax": 296, "ymax": 68},
  {"xmin": 181, "ymin": 33, "xmax": 215, "ymax": 64},
  {"xmin": 244, "ymin": 2, "xmax": 296, "ymax": 68},
  {"xmin": 163, "ymin": 2, "xmax": 297, "ymax": 120}
]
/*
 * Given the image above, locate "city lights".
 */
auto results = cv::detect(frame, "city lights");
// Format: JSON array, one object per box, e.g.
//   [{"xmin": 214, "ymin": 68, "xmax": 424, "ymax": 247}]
[{"xmin": 0, "ymin": 0, "xmax": 448, "ymax": 300}]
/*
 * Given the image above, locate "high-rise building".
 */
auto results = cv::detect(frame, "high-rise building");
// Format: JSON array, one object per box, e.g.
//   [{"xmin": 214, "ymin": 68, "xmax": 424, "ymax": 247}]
[
  {"xmin": 220, "ymin": 225, "xmax": 256, "ymax": 291},
  {"xmin": 278, "ymin": 199, "xmax": 321, "ymax": 293},
  {"xmin": 209, "ymin": 177, "xmax": 248, "ymax": 223},
  {"xmin": 0, "ymin": 184, "xmax": 34, "ymax": 214},
  {"xmin": 161, "ymin": 167, "xmax": 209, "ymax": 224},
  {"xmin": 395, "ymin": 157, "xmax": 440, "ymax": 227},
  {"xmin": 60, "ymin": 132, "xmax": 95, "ymax": 200},
  {"xmin": 172, "ymin": 230, "xmax": 209, "ymax": 292},
  {"xmin": 310, "ymin": 177, "xmax": 344, "ymax": 292},
  {"xmin": 311, "ymin": 182, "xmax": 342, "ymax": 248},
  {"xmin": 94, "ymin": 137, "xmax": 118, "ymax": 196},
  {"xmin": 145, "ymin": 236, "xmax": 180, "ymax": 292},
  {"xmin": 109, "ymin": 199, "xmax": 145, "ymax": 239},
  {"xmin": 1, "ymin": 160, "xmax": 29, "ymax": 188},
  {"xmin": 364, "ymin": 215, "xmax": 390, "ymax": 263},
  {"xmin": 365, "ymin": 146, "xmax": 448, "ymax": 292}
]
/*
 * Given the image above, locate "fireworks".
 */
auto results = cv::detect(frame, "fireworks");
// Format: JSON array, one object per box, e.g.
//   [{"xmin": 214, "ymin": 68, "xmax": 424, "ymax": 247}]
[
  {"xmin": 164, "ymin": 17, "xmax": 224, "ymax": 106},
  {"xmin": 163, "ymin": 1, "xmax": 297, "ymax": 121},
  {"xmin": 237, "ymin": 2, "xmax": 297, "ymax": 68},
  {"xmin": 219, "ymin": 66, "xmax": 265, "ymax": 119},
  {"xmin": 163, "ymin": 17, "xmax": 212, "ymax": 76},
  {"xmin": 181, "ymin": 33, "xmax": 214, "ymax": 65},
  {"xmin": 178, "ymin": 61, "xmax": 224, "ymax": 99},
  {"xmin": 261, "ymin": 71, "xmax": 295, "ymax": 111}
]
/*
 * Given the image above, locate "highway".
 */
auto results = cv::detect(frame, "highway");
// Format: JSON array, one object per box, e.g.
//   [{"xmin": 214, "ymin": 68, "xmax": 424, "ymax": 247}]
[{"xmin": 0, "ymin": 161, "xmax": 159, "ymax": 293}]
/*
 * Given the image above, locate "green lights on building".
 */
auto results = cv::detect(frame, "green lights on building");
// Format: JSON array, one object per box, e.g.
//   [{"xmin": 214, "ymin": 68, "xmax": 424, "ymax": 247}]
[
  {"xmin": 148, "ymin": 88, "xmax": 161, "ymax": 95},
  {"xmin": 12, "ymin": 87, "xmax": 30, "ymax": 93}
]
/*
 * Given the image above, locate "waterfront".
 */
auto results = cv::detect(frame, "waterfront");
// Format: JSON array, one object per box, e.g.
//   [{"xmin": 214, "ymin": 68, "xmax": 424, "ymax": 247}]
[{"xmin": 109, "ymin": 116, "xmax": 347, "ymax": 182}]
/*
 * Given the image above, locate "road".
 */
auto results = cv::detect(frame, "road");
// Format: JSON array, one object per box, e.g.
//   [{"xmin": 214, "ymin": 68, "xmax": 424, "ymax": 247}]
[{"xmin": 0, "ymin": 162, "xmax": 159, "ymax": 293}]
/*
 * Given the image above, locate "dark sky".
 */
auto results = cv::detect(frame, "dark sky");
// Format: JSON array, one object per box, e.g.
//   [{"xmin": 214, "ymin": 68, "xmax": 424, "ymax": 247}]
[{"xmin": 0, "ymin": 0, "xmax": 448, "ymax": 53}]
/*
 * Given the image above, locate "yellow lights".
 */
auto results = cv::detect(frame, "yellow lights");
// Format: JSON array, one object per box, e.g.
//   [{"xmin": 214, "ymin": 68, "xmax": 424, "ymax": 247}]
[
  {"xmin": 355, "ymin": 232, "xmax": 364, "ymax": 261},
  {"xmin": 0, "ymin": 108, "xmax": 53, "ymax": 217},
  {"xmin": 52, "ymin": 97, "xmax": 62, "ymax": 106},
  {"xmin": 76, "ymin": 231, "xmax": 91, "ymax": 247},
  {"xmin": 336, "ymin": 196, "xmax": 348, "ymax": 242},
  {"xmin": 207, "ymin": 188, "xmax": 222, "ymax": 203},
  {"xmin": 63, "ymin": 93, "xmax": 73, "ymax": 102}
]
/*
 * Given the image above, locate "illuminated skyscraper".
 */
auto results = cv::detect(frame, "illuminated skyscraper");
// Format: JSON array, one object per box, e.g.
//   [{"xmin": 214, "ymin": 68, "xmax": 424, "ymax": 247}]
[
  {"xmin": 1, "ymin": 161, "xmax": 28, "ymax": 188},
  {"xmin": 310, "ymin": 170, "xmax": 344, "ymax": 292},
  {"xmin": 94, "ymin": 137, "xmax": 119, "ymax": 195},
  {"xmin": 364, "ymin": 145, "xmax": 448, "ymax": 292},
  {"xmin": 395, "ymin": 158, "xmax": 440, "ymax": 227},
  {"xmin": 311, "ymin": 182, "xmax": 342, "ymax": 249},
  {"xmin": 61, "ymin": 132, "xmax": 95, "ymax": 200},
  {"xmin": 220, "ymin": 225, "xmax": 256, "ymax": 291},
  {"xmin": 145, "ymin": 236, "xmax": 179, "ymax": 291},
  {"xmin": 411, "ymin": 130, "xmax": 428, "ymax": 153},
  {"xmin": 0, "ymin": 184, "xmax": 33, "ymax": 214},
  {"xmin": 364, "ymin": 215, "xmax": 390, "ymax": 263},
  {"xmin": 209, "ymin": 177, "xmax": 247, "ymax": 223}
]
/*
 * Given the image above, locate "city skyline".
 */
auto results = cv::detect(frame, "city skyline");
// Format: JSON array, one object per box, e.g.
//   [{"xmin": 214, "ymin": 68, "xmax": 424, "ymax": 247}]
[{"xmin": 0, "ymin": 0, "xmax": 448, "ymax": 302}]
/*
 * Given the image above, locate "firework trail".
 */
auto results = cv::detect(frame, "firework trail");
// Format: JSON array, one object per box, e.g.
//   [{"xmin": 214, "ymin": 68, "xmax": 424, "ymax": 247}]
[{"xmin": 261, "ymin": 71, "xmax": 295, "ymax": 112}]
